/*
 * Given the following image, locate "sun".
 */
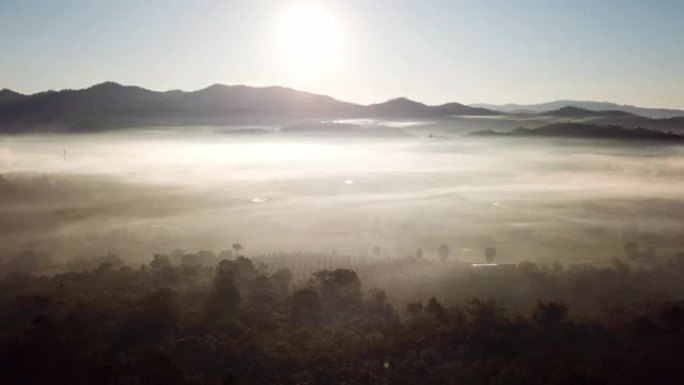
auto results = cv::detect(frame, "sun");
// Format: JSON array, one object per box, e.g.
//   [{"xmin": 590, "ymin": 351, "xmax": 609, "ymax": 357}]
[{"xmin": 275, "ymin": 3, "xmax": 345, "ymax": 79}]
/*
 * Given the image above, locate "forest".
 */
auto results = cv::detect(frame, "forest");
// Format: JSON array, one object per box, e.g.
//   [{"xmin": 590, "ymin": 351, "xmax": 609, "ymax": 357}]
[{"xmin": 1, "ymin": 248, "xmax": 683, "ymax": 385}]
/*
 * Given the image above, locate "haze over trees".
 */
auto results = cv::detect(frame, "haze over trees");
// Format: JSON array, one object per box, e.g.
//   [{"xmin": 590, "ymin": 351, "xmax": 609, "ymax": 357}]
[
  {"xmin": 2, "ymin": 0, "xmax": 684, "ymax": 383},
  {"xmin": 1, "ymin": 250, "xmax": 684, "ymax": 384}
]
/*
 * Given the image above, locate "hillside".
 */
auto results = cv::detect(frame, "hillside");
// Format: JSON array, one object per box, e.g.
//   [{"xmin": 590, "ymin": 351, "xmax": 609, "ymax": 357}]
[
  {"xmin": 539, "ymin": 106, "xmax": 635, "ymax": 118},
  {"xmin": 472, "ymin": 100, "xmax": 684, "ymax": 119},
  {"xmin": 365, "ymin": 97, "xmax": 434, "ymax": 117},
  {"xmin": 3, "ymin": 82, "xmax": 680, "ymax": 134},
  {"xmin": 437, "ymin": 102, "xmax": 499, "ymax": 116},
  {"xmin": 0, "ymin": 83, "xmax": 498, "ymax": 131},
  {"xmin": 470, "ymin": 122, "xmax": 684, "ymax": 142},
  {"xmin": 0, "ymin": 89, "xmax": 27, "ymax": 106},
  {"xmin": 0, "ymin": 82, "xmax": 363, "ymax": 125}
]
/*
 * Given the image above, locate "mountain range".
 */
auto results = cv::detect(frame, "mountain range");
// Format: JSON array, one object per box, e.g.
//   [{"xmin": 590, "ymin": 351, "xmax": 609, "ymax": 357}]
[
  {"xmin": 0, "ymin": 82, "xmax": 682, "ymax": 133},
  {"xmin": 471, "ymin": 100, "xmax": 684, "ymax": 119},
  {"xmin": 536, "ymin": 106, "xmax": 635, "ymax": 118},
  {"xmin": 0, "ymin": 82, "xmax": 496, "ymax": 131}
]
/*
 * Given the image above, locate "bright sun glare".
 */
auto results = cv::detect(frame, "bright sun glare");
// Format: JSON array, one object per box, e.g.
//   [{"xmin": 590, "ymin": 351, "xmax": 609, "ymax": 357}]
[{"xmin": 275, "ymin": 3, "xmax": 345, "ymax": 78}]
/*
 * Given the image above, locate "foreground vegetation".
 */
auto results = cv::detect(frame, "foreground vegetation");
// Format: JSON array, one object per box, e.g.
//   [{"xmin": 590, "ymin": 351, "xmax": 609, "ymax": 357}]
[{"xmin": 1, "ymin": 250, "xmax": 684, "ymax": 385}]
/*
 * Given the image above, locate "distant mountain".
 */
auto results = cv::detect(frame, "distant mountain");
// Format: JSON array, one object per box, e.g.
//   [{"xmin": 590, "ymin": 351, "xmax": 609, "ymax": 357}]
[
  {"xmin": 470, "ymin": 122, "xmax": 684, "ymax": 142},
  {"xmin": 471, "ymin": 100, "xmax": 684, "ymax": 119},
  {"xmin": 0, "ymin": 89, "xmax": 27, "ymax": 106},
  {"xmin": 365, "ymin": 97, "xmax": 434, "ymax": 118},
  {"xmin": 539, "ymin": 106, "xmax": 635, "ymax": 118},
  {"xmin": 0, "ymin": 82, "xmax": 363, "ymax": 124},
  {"xmin": 0, "ymin": 83, "xmax": 499, "ymax": 131},
  {"xmin": 436, "ymin": 102, "xmax": 498, "ymax": 116},
  {"xmin": 365, "ymin": 97, "xmax": 498, "ymax": 118},
  {"xmin": 182, "ymin": 84, "xmax": 363, "ymax": 118}
]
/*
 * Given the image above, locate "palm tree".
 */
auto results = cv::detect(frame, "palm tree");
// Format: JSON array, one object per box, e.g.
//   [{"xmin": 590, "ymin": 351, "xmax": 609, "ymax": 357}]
[{"xmin": 232, "ymin": 243, "xmax": 244, "ymax": 256}]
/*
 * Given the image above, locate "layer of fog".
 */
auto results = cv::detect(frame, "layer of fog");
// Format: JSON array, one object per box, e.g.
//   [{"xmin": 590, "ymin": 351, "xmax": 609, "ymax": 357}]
[{"xmin": 2, "ymin": 124, "xmax": 684, "ymax": 276}]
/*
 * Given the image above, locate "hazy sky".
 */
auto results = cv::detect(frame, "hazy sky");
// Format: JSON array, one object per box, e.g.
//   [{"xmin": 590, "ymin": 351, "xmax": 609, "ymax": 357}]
[{"xmin": 1, "ymin": 0, "xmax": 683, "ymax": 108}]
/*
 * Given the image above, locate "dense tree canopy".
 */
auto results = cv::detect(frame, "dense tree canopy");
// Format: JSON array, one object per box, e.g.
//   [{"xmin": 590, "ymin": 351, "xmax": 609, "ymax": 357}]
[{"xmin": 0, "ymin": 250, "xmax": 683, "ymax": 384}]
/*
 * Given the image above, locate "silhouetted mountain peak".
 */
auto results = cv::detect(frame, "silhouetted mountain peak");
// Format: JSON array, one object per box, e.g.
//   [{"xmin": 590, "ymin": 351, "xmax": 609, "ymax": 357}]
[
  {"xmin": 0, "ymin": 89, "xmax": 28, "ymax": 106},
  {"xmin": 438, "ymin": 102, "xmax": 468, "ymax": 108},
  {"xmin": 381, "ymin": 97, "xmax": 426, "ymax": 107},
  {"xmin": 557, "ymin": 106, "xmax": 591, "ymax": 114},
  {"xmin": 0, "ymin": 89, "xmax": 23, "ymax": 95},
  {"xmin": 0, "ymin": 82, "xmax": 502, "ymax": 130},
  {"xmin": 89, "ymin": 81, "xmax": 124, "ymax": 90},
  {"xmin": 437, "ymin": 102, "xmax": 498, "ymax": 116},
  {"xmin": 197, "ymin": 84, "xmax": 234, "ymax": 93},
  {"xmin": 364, "ymin": 97, "xmax": 433, "ymax": 117},
  {"xmin": 473, "ymin": 100, "xmax": 682, "ymax": 118},
  {"xmin": 542, "ymin": 106, "xmax": 635, "ymax": 118}
]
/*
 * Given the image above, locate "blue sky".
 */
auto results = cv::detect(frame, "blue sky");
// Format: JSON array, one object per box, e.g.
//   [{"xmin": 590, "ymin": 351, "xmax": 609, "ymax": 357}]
[{"xmin": 1, "ymin": 0, "xmax": 683, "ymax": 108}]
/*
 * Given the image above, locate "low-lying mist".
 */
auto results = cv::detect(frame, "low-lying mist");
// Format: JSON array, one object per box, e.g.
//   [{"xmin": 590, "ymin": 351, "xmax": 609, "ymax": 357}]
[{"xmin": 2, "ymin": 125, "xmax": 684, "ymax": 280}]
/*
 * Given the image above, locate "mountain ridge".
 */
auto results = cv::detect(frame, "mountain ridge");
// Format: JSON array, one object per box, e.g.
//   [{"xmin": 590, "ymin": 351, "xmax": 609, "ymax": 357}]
[
  {"xmin": 470, "ymin": 122, "xmax": 684, "ymax": 142},
  {"xmin": 538, "ymin": 106, "xmax": 636, "ymax": 118},
  {"xmin": 471, "ymin": 100, "xmax": 684, "ymax": 119},
  {"xmin": 0, "ymin": 89, "xmax": 28, "ymax": 106},
  {"xmin": 1, "ymin": 82, "xmax": 683, "ymax": 133},
  {"xmin": 0, "ymin": 82, "xmax": 498, "ymax": 130}
]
